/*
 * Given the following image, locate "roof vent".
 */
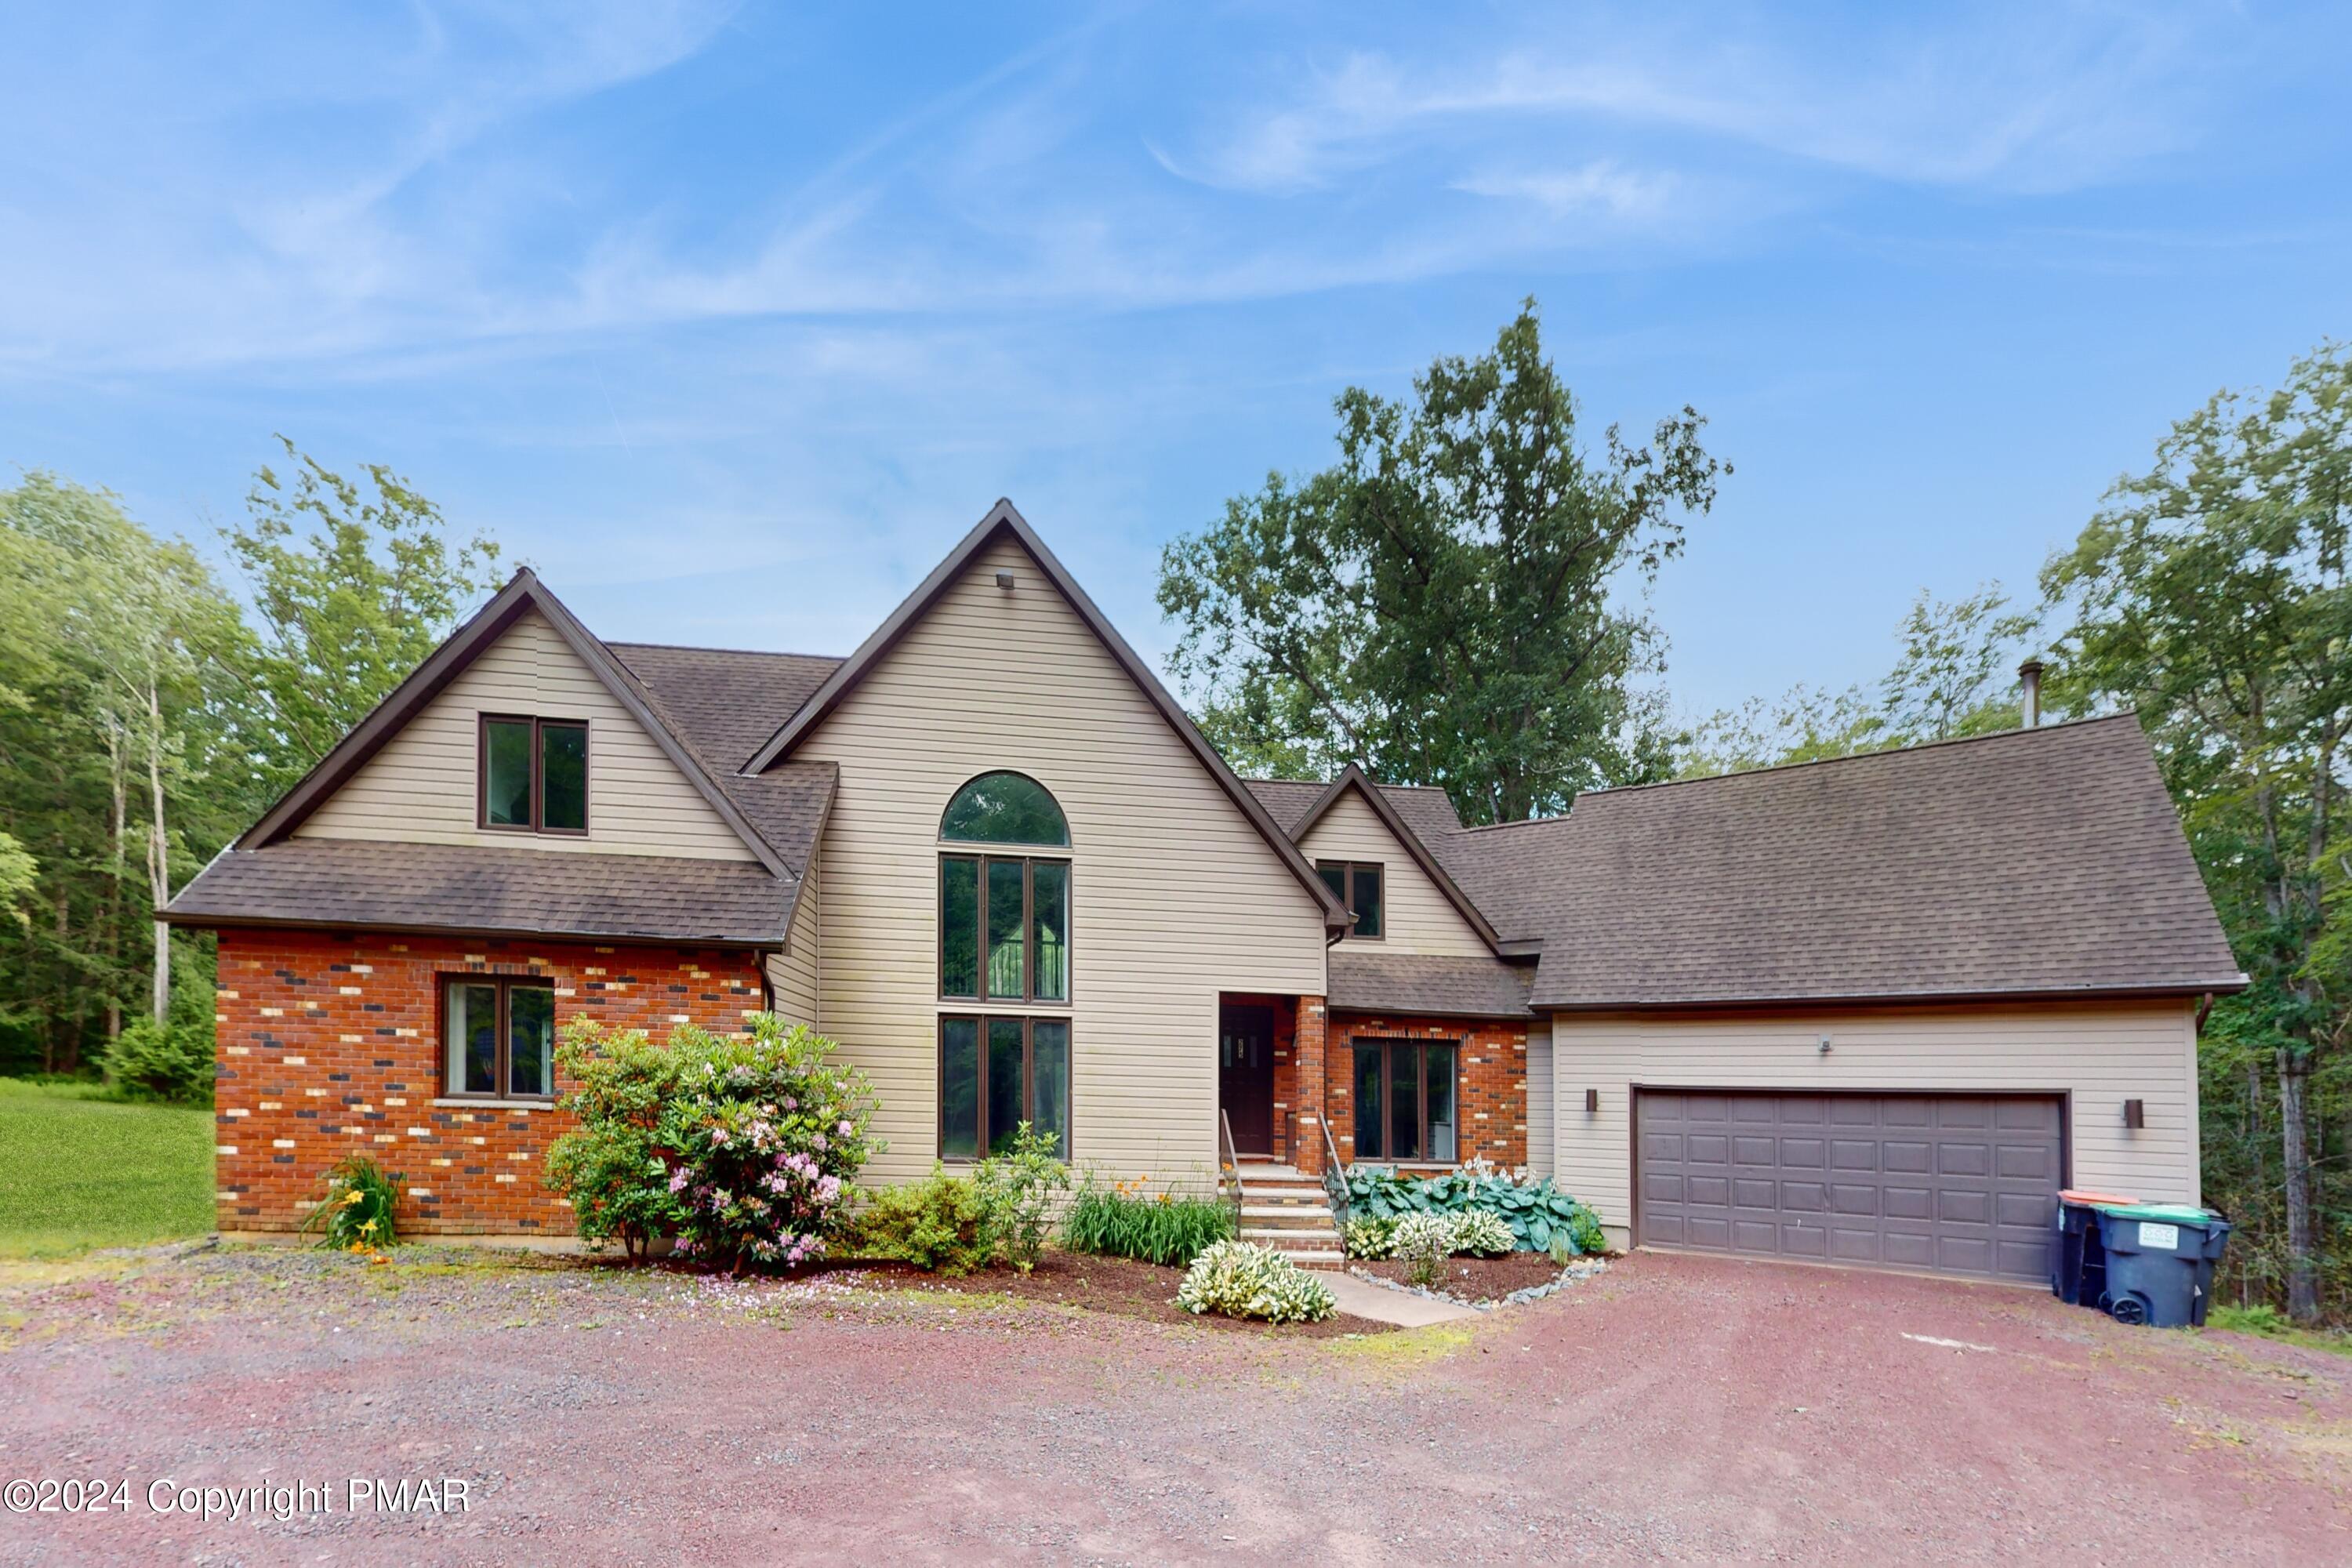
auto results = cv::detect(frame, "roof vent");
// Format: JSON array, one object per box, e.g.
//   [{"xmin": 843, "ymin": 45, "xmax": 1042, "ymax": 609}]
[
  {"xmin": 995, "ymin": 571, "xmax": 1015, "ymax": 591},
  {"xmin": 2018, "ymin": 659, "xmax": 2045, "ymax": 728}
]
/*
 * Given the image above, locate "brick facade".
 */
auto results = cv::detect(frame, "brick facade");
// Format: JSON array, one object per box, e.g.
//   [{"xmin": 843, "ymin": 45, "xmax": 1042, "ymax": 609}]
[
  {"xmin": 1320, "ymin": 1011, "xmax": 1528, "ymax": 1172},
  {"xmin": 213, "ymin": 929, "xmax": 766, "ymax": 1236}
]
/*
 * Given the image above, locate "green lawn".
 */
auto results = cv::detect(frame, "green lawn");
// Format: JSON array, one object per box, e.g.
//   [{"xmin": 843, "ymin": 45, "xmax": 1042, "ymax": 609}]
[{"xmin": 0, "ymin": 1078, "xmax": 214, "ymax": 1258}]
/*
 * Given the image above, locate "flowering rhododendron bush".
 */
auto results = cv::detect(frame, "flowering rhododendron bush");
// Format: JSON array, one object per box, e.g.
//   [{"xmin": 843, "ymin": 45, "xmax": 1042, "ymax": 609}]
[{"xmin": 545, "ymin": 1015, "xmax": 879, "ymax": 1269}]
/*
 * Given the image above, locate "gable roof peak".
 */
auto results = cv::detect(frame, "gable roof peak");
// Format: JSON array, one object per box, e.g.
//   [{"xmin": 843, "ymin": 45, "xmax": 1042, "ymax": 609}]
[
  {"xmin": 742, "ymin": 497, "xmax": 1351, "ymax": 932},
  {"xmin": 234, "ymin": 568, "xmax": 793, "ymax": 878}
]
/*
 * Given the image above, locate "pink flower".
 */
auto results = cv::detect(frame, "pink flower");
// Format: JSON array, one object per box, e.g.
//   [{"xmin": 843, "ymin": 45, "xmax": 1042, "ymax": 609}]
[
  {"xmin": 668, "ymin": 1168, "xmax": 689, "ymax": 1193},
  {"xmin": 837, "ymin": 1120, "xmax": 854, "ymax": 1137}
]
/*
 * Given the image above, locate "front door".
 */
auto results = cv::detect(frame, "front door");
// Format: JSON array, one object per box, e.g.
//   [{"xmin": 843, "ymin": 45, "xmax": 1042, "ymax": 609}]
[{"xmin": 1218, "ymin": 1004, "xmax": 1275, "ymax": 1156}]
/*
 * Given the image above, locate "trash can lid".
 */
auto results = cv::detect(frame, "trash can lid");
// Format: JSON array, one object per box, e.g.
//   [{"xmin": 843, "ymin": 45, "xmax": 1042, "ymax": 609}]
[
  {"xmin": 2060, "ymin": 1189, "xmax": 2140, "ymax": 1206},
  {"xmin": 2095, "ymin": 1203, "xmax": 2216, "ymax": 1225}
]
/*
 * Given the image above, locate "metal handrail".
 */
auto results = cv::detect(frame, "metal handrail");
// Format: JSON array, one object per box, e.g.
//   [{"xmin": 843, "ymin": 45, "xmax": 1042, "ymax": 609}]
[
  {"xmin": 1320, "ymin": 1116, "xmax": 1350, "ymax": 1226},
  {"xmin": 1218, "ymin": 1108, "xmax": 1247, "ymax": 1232}
]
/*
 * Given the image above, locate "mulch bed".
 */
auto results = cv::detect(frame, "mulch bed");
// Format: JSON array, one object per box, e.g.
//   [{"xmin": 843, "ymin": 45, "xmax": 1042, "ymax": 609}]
[
  {"xmin": 775, "ymin": 1248, "xmax": 1395, "ymax": 1337},
  {"xmin": 1356, "ymin": 1253, "xmax": 1566, "ymax": 1301}
]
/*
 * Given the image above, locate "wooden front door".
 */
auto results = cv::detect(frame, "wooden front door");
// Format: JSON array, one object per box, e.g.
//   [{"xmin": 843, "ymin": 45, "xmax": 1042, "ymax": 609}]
[{"xmin": 1219, "ymin": 1004, "xmax": 1275, "ymax": 1156}]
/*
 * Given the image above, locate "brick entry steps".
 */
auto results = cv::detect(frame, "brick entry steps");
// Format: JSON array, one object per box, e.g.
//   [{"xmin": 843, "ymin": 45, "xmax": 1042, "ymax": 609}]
[{"xmin": 1225, "ymin": 1162, "xmax": 1345, "ymax": 1267}]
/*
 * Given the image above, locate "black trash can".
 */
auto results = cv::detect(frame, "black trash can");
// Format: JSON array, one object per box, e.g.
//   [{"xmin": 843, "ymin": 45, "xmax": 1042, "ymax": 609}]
[
  {"xmin": 2052, "ymin": 1199, "xmax": 2108, "ymax": 1306},
  {"xmin": 2092, "ymin": 1204, "xmax": 2231, "ymax": 1328}
]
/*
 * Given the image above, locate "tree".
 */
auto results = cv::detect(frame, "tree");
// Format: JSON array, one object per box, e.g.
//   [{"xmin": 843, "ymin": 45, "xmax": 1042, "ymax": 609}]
[
  {"xmin": 2044, "ymin": 342, "xmax": 2352, "ymax": 1323},
  {"xmin": 0, "ymin": 475, "xmax": 253, "ymax": 1065},
  {"xmin": 1159, "ymin": 300, "xmax": 1726, "ymax": 824},
  {"xmin": 226, "ymin": 437, "xmax": 505, "ymax": 794},
  {"xmin": 1678, "ymin": 582, "xmax": 2039, "ymax": 777}
]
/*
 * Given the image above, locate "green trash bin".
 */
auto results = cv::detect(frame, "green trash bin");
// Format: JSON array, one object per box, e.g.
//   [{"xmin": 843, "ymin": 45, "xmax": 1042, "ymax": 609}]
[{"xmin": 2092, "ymin": 1203, "xmax": 2231, "ymax": 1328}]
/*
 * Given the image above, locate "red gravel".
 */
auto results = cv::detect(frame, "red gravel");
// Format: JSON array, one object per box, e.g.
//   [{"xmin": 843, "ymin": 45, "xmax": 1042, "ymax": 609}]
[{"xmin": 2, "ymin": 1243, "xmax": 2345, "ymax": 1563}]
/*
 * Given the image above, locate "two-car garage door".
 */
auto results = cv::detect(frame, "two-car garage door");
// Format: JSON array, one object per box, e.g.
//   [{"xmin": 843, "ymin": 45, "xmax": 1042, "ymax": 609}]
[{"xmin": 1635, "ymin": 1091, "xmax": 2063, "ymax": 1283}]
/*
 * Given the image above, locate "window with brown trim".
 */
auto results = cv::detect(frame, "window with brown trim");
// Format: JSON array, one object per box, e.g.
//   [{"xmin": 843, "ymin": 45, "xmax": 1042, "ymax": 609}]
[
  {"xmin": 442, "ymin": 976, "xmax": 557, "ymax": 1098},
  {"xmin": 479, "ymin": 714, "xmax": 588, "ymax": 834},
  {"xmin": 939, "ymin": 1015, "xmax": 1069, "ymax": 1159},
  {"xmin": 1318, "ymin": 860, "xmax": 1384, "ymax": 939},
  {"xmin": 1351, "ymin": 1040, "xmax": 1457, "ymax": 1162},
  {"xmin": 939, "ymin": 855, "xmax": 1069, "ymax": 1003}
]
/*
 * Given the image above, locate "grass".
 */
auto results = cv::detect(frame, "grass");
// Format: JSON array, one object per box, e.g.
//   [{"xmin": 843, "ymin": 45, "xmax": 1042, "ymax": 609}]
[
  {"xmin": 0, "ymin": 1077, "xmax": 214, "ymax": 1258},
  {"xmin": 2205, "ymin": 1301, "xmax": 2352, "ymax": 1358}
]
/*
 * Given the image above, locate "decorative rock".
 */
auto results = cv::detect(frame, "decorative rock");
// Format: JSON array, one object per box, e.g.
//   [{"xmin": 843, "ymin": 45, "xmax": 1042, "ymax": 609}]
[{"xmin": 1347, "ymin": 1257, "xmax": 1608, "ymax": 1312}]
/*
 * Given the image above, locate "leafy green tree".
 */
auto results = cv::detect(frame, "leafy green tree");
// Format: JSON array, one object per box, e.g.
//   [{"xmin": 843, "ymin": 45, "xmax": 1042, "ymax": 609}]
[
  {"xmin": 1159, "ymin": 299, "xmax": 1726, "ymax": 824},
  {"xmin": 226, "ymin": 437, "xmax": 505, "ymax": 793},
  {"xmin": 1679, "ymin": 583, "xmax": 2038, "ymax": 777},
  {"xmin": 2044, "ymin": 342, "xmax": 2351, "ymax": 1323},
  {"xmin": 0, "ymin": 475, "xmax": 253, "ymax": 1068}
]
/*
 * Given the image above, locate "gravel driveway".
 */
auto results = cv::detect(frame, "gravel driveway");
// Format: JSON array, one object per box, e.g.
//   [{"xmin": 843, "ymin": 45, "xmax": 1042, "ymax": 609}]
[{"xmin": 2, "ymin": 1243, "xmax": 2344, "ymax": 1564}]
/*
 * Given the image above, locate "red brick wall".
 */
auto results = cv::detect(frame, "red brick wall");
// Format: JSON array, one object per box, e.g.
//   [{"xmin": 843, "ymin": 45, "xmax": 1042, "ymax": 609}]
[
  {"xmin": 1322, "ymin": 1012, "xmax": 1527, "ymax": 1171},
  {"xmin": 213, "ymin": 929, "xmax": 766, "ymax": 1236}
]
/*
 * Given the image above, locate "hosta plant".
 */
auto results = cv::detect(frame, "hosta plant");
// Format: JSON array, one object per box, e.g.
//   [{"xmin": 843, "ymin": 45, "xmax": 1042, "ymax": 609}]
[
  {"xmin": 1449, "ymin": 1210, "xmax": 1516, "ymax": 1258},
  {"xmin": 1390, "ymin": 1213, "xmax": 1456, "ymax": 1287},
  {"xmin": 1177, "ymin": 1241, "xmax": 1338, "ymax": 1323},
  {"xmin": 1345, "ymin": 1167, "xmax": 1609, "ymax": 1255},
  {"xmin": 1344, "ymin": 1214, "xmax": 1397, "ymax": 1260}
]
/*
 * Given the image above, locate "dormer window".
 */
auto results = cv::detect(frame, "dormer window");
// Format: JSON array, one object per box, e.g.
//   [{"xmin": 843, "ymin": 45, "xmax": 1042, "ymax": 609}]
[{"xmin": 479, "ymin": 715, "xmax": 588, "ymax": 834}]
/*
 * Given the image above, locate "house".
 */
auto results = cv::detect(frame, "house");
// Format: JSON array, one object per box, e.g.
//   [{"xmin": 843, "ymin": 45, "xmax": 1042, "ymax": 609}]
[{"xmin": 165, "ymin": 500, "xmax": 2246, "ymax": 1284}]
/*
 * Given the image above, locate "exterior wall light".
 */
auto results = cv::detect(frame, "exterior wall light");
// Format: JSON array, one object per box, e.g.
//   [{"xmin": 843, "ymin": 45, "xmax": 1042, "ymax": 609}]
[
  {"xmin": 1584, "ymin": 1087, "xmax": 1599, "ymax": 1113},
  {"xmin": 1817, "ymin": 1034, "xmax": 1833, "ymax": 1054},
  {"xmin": 2123, "ymin": 1098, "xmax": 2145, "ymax": 1129}
]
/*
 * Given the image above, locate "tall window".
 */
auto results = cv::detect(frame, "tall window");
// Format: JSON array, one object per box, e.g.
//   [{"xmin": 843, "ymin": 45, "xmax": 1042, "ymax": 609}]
[
  {"xmin": 1318, "ymin": 860, "xmax": 1384, "ymax": 939},
  {"xmin": 940, "ymin": 773, "xmax": 1069, "ymax": 1004},
  {"xmin": 940, "ymin": 1016, "xmax": 1069, "ymax": 1159},
  {"xmin": 480, "ymin": 715, "xmax": 588, "ymax": 834},
  {"xmin": 1352, "ymin": 1040, "xmax": 1457, "ymax": 1162},
  {"xmin": 444, "ymin": 976, "xmax": 557, "ymax": 1099}
]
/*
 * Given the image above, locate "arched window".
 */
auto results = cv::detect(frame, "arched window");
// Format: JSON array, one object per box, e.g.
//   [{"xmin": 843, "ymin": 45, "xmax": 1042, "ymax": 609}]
[
  {"xmin": 938, "ymin": 773, "xmax": 1071, "ymax": 1158},
  {"xmin": 940, "ymin": 771, "xmax": 1068, "ymax": 846}
]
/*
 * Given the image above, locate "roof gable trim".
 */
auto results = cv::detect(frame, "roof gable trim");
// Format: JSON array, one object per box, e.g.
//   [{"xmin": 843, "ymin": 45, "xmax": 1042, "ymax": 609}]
[
  {"xmin": 744, "ymin": 499, "xmax": 1350, "ymax": 932},
  {"xmin": 1295, "ymin": 766, "xmax": 1503, "ymax": 953},
  {"xmin": 238, "ymin": 569, "xmax": 791, "ymax": 878}
]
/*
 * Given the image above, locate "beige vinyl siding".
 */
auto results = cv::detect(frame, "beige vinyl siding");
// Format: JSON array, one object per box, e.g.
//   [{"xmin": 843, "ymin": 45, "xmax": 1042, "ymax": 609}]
[
  {"xmin": 793, "ymin": 535, "xmax": 1329, "ymax": 1185},
  {"xmin": 1296, "ymin": 788, "xmax": 1489, "ymax": 956},
  {"xmin": 1525, "ymin": 1016, "xmax": 1553, "ymax": 1178},
  {"xmin": 1552, "ymin": 1000, "xmax": 2201, "ymax": 1247},
  {"xmin": 297, "ymin": 611, "xmax": 753, "ymax": 861},
  {"xmin": 764, "ymin": 848, "xmax": 822, "ymax": 1028}
]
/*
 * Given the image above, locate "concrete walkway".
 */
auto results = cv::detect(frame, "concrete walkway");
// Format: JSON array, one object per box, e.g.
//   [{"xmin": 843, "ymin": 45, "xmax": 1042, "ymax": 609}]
[{"xmin": 1319, "ymin": 1269, "xmax": 1482, "ymax": 1327}]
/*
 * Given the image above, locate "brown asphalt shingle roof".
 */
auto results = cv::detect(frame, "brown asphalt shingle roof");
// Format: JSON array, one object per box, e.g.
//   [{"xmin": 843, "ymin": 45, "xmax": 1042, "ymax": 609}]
[
  {"xmin": 1243, "ymin": 777, "xmax": 1465, "ymax": 840},
  {"xmin": 164, "ymin": 839, "xmax": 796, "ymax": 946},
  {"xmin": 1427, "ymin": 714, "xmax": 2245, "ymax": 1009},
  {"xmin": 1327, "ymin": 949, "xmax": 1534, "ymax": 1018}
]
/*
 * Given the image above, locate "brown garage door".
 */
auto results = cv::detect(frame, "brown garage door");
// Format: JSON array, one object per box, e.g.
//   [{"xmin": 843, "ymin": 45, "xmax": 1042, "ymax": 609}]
[{"xmin": 1635, "ymin": 1092, "xmax": 2062, "ymax": 1283}]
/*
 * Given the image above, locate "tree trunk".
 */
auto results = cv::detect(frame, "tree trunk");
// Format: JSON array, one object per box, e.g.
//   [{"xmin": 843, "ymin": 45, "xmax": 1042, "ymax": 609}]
[
  {"xmin": 146, "ymin": 684, "xmax": 169, "ymax": 1025},
  {"xmin": 105, "ymin": 714, "xmax": 125, "ymax": 1044},
  {"xmin": 2278, "ymin": 1049, "xmax": 2319, "ymax": 1322}
]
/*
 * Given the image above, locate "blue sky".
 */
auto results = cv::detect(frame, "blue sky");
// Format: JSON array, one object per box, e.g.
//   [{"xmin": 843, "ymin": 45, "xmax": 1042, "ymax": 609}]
[{"xmin": 3, "ymin": 2, "xmax": 2347, "ymax": 722}]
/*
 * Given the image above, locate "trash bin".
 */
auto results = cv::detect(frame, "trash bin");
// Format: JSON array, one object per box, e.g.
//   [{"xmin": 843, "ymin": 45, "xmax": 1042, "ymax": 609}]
[
  {"xmin": 2052, "ymin": 1189, "xmax": 2135, "ymax": 1305},
  {"xmin": 2091, "ymin": 1203, "xmax": 2232, "ymax": 1328}
]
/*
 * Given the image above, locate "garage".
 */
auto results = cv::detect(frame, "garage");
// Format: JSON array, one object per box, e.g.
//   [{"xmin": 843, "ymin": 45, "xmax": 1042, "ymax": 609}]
[{"xmin": 1635, "ymin": 1091, "xmax": 2063, "ymax": 1283}]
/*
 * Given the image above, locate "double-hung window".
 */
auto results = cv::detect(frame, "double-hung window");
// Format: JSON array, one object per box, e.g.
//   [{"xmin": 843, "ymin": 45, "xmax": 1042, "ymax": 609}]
[
  {"xmin": 1318, "ymin": 860, "xmax": 1384, "ymax": 939},
  {"xmin": 443, "ymin": 976, "xmax": 557, "ymax": 1100},
  {"xmin": 479, "ymin": 715, "xmax": 588, "ymax": 834}
]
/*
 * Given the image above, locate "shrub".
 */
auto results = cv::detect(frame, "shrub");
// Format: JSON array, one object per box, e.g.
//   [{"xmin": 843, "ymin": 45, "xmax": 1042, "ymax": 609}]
[
  {"xmin": 1343, "ymin": 1214, "xmax": 1396, "ymax": 1260},
  {"xmin": 544, "ymin": 1014, "xmax": 879, "ymax": 1269},
  {"xmin": 1450, "ymin": 1210, "xmax": 1516, "ymax": 1257},
  {"xmin": 1177, "ymin": 1240, "xmax": 1337, "ymax": 1323},
  {"xmin": 976, "ymin": 1123, "xmax": 1069, "ymax": 1274},
  {"xmin": 1390, "ymin": 1213, "xmax": 1455, "ymax": 1287},
  {"xmin": 100, "ymin": 1014, "xmax": 214, "ymax": 1105},
  {"xmin": 300, "ymin": 1156, "xmax": 400, "ymax": 1253},
  {"xmin": 1062, "ymin": 1174, "xmax": 1234, "ymax": 1266},
  {"xmin": 1345, "ymin": 1167, "xmax": 1608, "ymax": 1255},
  {"xmin": 846, "ymin": 1167, "xmax": 1004, "ymax": 1275}
]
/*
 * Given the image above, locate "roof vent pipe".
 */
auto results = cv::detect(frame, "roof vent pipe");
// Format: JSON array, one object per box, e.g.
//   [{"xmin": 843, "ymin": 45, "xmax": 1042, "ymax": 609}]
[{"xmin": 2017, "ymin": 659, "xmax": 2045, "ymax": 728}]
